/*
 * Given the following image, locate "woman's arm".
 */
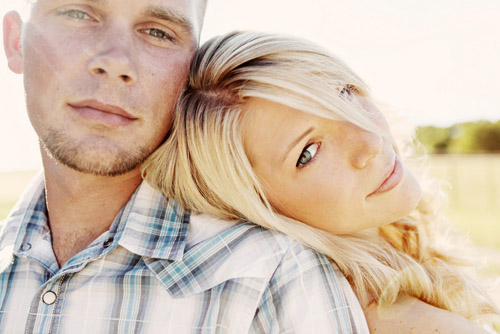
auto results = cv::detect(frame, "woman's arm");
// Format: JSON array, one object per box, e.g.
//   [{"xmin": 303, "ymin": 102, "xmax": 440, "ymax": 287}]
[{"xmin": 364, "ymin": 294, "xmax": 491, "ymax": 334}]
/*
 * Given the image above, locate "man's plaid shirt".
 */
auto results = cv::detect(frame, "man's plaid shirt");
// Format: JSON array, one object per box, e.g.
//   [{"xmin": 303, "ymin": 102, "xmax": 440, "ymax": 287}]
[{"xmin": 0, "ymin": 174, "xmax": 368, "ymax": 333}]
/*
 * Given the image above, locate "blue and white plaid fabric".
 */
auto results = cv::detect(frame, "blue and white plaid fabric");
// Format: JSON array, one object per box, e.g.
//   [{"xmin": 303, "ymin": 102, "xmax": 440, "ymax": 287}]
[{"xmin": 0, "ymin": 173, "xmax": 369, "ymax": 333}]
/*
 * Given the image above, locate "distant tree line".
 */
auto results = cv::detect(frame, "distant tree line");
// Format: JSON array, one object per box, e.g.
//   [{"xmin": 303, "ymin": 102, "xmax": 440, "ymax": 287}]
[{"xmin": 416, "ymin": 120, "xmax": 500, "ymax": 154}]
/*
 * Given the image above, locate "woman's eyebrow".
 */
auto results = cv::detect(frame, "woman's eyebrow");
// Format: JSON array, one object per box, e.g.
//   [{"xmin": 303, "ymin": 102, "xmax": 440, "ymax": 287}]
[{"xmin": 281, "ymin": 127, "xmax": 314, "ymax": 163}]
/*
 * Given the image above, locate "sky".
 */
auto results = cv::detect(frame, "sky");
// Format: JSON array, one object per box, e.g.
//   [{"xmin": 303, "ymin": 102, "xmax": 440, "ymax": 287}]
[{"xmin": 0, "ymin": 0, "xmax": 499, "ymax": 171}]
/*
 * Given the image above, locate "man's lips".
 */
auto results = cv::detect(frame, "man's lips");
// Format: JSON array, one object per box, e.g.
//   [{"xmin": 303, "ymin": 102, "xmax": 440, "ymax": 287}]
[
  {"xmin": 69, "ymin": 99, "xmax": 137, "ymax": 126},
  {"xmin": 368, "ymin": 155, "xmax": 404, "ymax": 196}
]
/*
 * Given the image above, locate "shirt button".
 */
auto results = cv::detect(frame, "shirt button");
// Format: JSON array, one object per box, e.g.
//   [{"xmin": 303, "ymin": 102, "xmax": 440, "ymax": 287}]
[
  {"xmin": 103, "ymin": 237, "xmax": 114, "ymax": 248},
  {"xmin": 42, "ymin": 291, "xmax": 57, "ymax": 305},
  {"xmin": 20, "ymin": 242, "xmax": 32, "ymax": 252}
]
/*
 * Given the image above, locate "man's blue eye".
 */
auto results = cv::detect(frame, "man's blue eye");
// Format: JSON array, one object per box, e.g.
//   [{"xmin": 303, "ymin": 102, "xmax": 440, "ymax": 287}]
[
  {"xmin": 296, "ymin": 143, "xmax": 319, "ymax": 167},
  {"xmin": 58, "ymin": 10, "xmax": 89, "ymax": 20},
  {"xmin": 147, "ymin": 28, "xmax": 174, "ymax": 42},
  {"xmin": 149, "ymin": 28, "xmax": 167, "ymax": 38}
]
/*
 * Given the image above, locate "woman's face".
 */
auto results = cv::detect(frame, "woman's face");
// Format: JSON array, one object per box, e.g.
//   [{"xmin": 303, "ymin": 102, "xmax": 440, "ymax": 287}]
[{"xmin": 241, "ymin": 96, "xmax": 421, "ymax": 234}]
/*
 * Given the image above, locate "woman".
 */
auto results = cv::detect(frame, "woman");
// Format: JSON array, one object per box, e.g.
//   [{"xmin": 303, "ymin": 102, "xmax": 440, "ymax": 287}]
[{"xmin": 143, "ymin": 31, "xmax": 499, "ymax": 333}]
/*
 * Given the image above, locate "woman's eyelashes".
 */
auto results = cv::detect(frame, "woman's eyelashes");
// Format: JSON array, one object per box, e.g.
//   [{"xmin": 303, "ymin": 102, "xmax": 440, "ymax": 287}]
[
  {"xmin": 340, "ymin": 84, "xmax": 355, "ymax": 98},
  {"xmin": 296, "ymin": 143, "xmax": 320, "ymax": 168}
]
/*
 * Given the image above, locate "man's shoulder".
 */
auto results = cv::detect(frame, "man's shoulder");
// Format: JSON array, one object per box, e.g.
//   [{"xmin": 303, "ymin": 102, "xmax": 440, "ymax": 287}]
[
  {"xmin": 145, "ymin": 214, "xmax": 367, "ymax": 333},
  {"xmin": 192, "ymin": 217, "xmax": 368, "ymax": 334},
  {"xmin": 226, "ymin": 221, "xmax": 330, "ymax": 266},
  {"xmin": 219, "ymin": 221, "xmax": 343, "ymax": 284},
  {"xmin": 147, "ymin": 213, "xmax": 335, "ymax": 298},
  {"xmin": 186, "ymin": 213, "xmax": 337, "ymax": 281},
  {"xmin": 188, "ymin": 212, "xmax": 326, "ymax": 264}
]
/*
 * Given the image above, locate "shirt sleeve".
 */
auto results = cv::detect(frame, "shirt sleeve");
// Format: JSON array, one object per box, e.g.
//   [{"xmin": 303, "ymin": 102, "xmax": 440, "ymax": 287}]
[{"xmin": 249, "ymin": 241, "xmax": 369, "ymax": 334}]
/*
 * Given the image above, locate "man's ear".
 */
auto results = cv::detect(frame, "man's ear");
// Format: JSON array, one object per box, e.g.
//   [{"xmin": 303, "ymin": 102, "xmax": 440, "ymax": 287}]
[{"xmin": 3, "ymin": 11, "xmax": 23, "ymax": 74}]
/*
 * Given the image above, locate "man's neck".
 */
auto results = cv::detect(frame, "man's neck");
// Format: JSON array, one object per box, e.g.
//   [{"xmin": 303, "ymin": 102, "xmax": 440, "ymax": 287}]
[{"xmin": 42, "ymin": 154, "xmax": 143, "ymax": 267}]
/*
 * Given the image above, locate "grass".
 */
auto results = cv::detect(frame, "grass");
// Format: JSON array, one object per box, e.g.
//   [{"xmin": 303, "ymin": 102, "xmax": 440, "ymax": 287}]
[
  {"xmin": 0, "ymin": 200, "xmax": 17, "ymax": 220},
  {"xmin": 426, "ymin": 154, "xmax": 500, "ymax": 249},
  {"xmin": 423, "ymin": 155, "xmax": 500, "ymax": 304},
  {"xmin": 0, "ymin": 170, "xmax": 39, "ymax": 219}
]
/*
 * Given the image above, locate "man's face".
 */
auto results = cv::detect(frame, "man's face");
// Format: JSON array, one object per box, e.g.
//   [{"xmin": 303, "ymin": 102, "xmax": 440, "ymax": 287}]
[{"xmin": 8, "ymin": 0, "xmax": 201, "ymax": 176}]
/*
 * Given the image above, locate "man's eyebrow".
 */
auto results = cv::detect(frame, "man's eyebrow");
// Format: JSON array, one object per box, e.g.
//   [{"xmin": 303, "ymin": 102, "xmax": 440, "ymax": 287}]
[
  {"xmin": 141, "ymin": 6, "xmax": 195, "ymax": 36},
  {"xmin": 83, "ymin": 0, "xmax": 109, "ymax": 4}
]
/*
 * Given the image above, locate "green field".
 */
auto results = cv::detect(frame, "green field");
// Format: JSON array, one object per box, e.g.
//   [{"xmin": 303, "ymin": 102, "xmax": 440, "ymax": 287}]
[
  {"xmin": 423, "ymin": 155, "xmax": 500, "ymax": 299},
  {"xmin": 0, "ymin": 171, "xmax": 39, "ymax": 219},
  {"xmin": 425, "ymin": 155, "xmax": 500, "ymax": 250}
]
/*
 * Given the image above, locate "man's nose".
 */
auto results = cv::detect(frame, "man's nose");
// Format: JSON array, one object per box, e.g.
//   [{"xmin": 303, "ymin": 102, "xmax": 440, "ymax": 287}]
[
  {"xmin": 349, "ymin": 125, "xmax": 384, "ymax": 169},
  {"xmin": 88, "ymin": 26, "xmax": 137, "ymax": 85}
]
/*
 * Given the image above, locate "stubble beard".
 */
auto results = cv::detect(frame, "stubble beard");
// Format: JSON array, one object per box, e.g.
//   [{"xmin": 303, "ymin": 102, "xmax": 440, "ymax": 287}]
[{"xmin": 41, "ymin": 128, "xmax": 153, "ymax": 177}]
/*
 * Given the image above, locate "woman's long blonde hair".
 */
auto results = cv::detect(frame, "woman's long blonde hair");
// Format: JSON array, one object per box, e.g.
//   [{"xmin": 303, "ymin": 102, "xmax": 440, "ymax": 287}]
[{"xmin": 142, "ymin": 31, "xmax": 497, "ymax": 320}]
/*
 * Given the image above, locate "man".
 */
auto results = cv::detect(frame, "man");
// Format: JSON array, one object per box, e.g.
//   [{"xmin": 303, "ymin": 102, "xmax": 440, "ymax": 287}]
[{"xmin": 1, "ymin": 0, "xmax": 368, "ymax": 332}]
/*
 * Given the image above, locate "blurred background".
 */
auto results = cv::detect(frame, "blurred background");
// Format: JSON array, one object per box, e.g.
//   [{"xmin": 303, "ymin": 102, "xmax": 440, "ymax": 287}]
[{"xmin": 1, "ymin": 0, "xmax": 499, "ymax": 298}]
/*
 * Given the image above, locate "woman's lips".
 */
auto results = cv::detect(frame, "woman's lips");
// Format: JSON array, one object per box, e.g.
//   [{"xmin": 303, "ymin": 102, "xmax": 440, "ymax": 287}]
[{"xmin": 368, "ymin": 156, "xmax": 404, "ymax": 196}]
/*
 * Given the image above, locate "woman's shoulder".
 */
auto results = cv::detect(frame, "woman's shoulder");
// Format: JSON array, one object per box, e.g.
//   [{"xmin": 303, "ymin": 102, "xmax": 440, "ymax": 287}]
[{"xmin": 365, "ymin": 295, "xmax": 493, "ymax": 334}]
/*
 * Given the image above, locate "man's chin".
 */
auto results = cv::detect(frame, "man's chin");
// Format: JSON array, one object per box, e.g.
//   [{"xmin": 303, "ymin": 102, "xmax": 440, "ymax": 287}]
[
  {"xmin": 59, "ymin": 156, "xmax": 144, "ymax": 177},
  {"xmin": 41, "ymin": 134, "xmax": 150, "ymax": 177}
]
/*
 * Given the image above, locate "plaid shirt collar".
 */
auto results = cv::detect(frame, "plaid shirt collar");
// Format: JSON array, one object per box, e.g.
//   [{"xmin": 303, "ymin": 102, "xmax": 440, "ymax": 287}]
[
  {"xmin": 1, "ymin": 173, "xmax": 189, "ymax": 262},
  {"xmin": 113, "ymin": 180, "xmax": 189, "ymax": 261},
  {"xmin": 1, "ymin": 173, "xmax": 278, "ymax": 298}
]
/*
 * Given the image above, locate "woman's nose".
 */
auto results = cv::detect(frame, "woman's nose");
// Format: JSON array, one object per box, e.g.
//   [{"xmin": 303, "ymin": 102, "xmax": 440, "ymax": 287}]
[{"xmin": 348, "ymin": 125, "xmax": 384, "ymax": 169}]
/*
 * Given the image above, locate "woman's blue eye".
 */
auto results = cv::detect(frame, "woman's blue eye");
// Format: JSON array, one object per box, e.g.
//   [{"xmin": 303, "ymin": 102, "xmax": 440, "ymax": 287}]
[{"xmin": 296, "ymin": 143, "xmax": 319, "ymax": 167}]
